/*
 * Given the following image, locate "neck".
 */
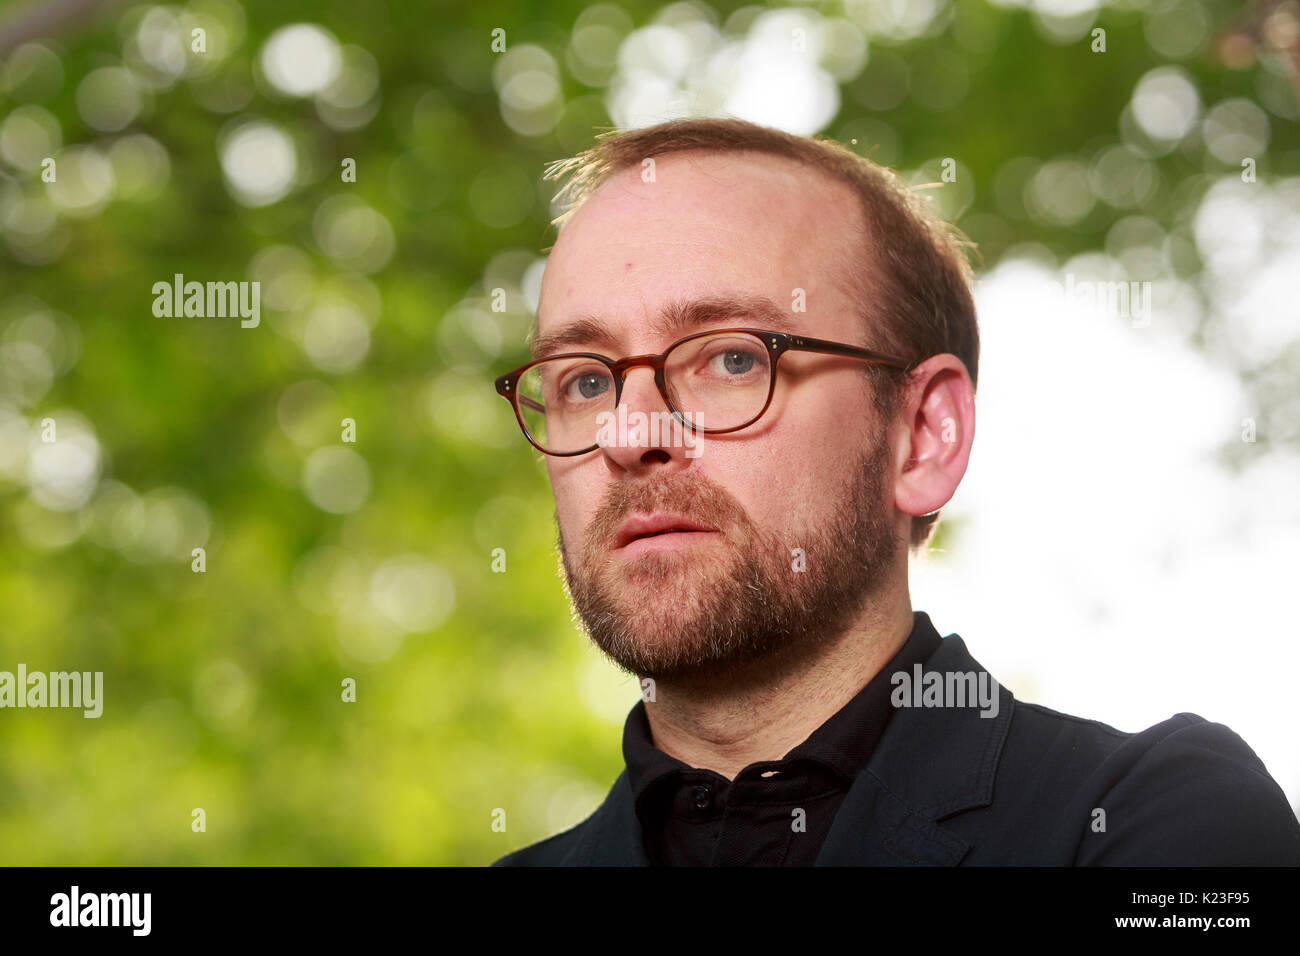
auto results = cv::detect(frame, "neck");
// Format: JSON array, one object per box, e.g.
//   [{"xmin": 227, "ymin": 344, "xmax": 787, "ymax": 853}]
[{"xmin": 641, "ymin": 585, "xmax": 915, "ymax": 781}]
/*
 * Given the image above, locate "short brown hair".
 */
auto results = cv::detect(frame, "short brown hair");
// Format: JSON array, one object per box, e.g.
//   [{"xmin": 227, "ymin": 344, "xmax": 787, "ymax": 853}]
[{"xmin": 542, "ymin": 117, "xmax": 979, "ymax": 550}]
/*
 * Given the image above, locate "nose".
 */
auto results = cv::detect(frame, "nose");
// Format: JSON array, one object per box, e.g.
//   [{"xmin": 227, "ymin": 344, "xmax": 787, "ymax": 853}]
[{"xmin": 597, "ymin": 366, "xmax": 699, "ymax": 473}]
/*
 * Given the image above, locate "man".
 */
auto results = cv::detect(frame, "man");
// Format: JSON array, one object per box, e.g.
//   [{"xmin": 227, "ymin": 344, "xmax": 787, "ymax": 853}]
[{"xmin": 490, "ymin": 117, "xmax": 1300, "ymax": 866}]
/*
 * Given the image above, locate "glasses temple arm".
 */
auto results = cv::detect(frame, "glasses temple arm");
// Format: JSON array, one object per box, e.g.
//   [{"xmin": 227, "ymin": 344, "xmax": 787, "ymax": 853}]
[{"xmin": 786, "ymin": 334, "xmax": 912, "ymax": 370}]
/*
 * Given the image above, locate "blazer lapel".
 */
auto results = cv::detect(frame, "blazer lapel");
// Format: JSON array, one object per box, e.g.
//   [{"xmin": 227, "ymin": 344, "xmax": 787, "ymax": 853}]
[
  {"xmin": 573, "ymin": 768, "xmax": 651, "ymax": 865},
  {"xmin": 814, "ymin": 634, "xmax": 1014, "ymax": 866}
]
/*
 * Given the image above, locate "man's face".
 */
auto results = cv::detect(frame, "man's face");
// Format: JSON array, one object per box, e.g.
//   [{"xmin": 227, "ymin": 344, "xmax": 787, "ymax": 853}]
[{"xmin": 537, "ymin": 151, "xmax": 903, "ymax": 689}]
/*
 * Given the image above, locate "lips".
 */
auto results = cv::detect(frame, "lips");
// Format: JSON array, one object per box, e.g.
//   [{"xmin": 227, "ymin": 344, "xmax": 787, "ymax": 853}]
[{"xmin": 613, "ymin": 513, "xmax": 720, "ymax": 550}]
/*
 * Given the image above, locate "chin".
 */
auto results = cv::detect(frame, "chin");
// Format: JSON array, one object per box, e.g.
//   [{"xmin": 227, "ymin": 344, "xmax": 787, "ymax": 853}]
[{"xmin": 600, "ymin": 556, "xmax": 725, "ymax": 610}]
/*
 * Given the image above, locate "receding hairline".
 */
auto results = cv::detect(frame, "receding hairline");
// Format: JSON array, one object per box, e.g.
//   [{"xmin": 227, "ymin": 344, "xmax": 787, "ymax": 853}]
[
  {"xmin": 569, "ymin": 144, "xmax": 859, "ymax": 203},
  {"xmin": 539, "ymin": 146, "xmax": 874, "ymax": 340}
]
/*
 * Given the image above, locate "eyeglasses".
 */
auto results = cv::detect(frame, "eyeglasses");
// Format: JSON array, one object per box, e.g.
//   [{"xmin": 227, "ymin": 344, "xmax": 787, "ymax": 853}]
[{"xmin": 494, "ymin": 327, "xmax": 915, "ymax": 457}]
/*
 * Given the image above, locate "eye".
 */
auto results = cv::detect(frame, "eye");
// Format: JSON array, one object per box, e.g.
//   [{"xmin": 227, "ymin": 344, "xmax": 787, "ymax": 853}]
[
  {"xmin": 561, "ymin": 368, "xmax": 612, "ymax": 402},
  {"xmin": 708, "ymin": 346, "xmax": 758, "ymax": 376}
]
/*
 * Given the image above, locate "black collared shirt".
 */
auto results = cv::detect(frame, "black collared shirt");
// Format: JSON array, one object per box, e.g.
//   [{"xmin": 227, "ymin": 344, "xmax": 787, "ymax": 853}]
[{"xmin": 622, "ymin": 610, "xmax": 944, "ymax": 866}]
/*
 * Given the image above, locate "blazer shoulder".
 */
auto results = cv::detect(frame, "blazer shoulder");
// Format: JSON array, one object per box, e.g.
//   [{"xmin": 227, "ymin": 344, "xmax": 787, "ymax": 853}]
[
  {"xmin": 1003, "ymin": 702, "xmax": 1289, "ymax": 808},
  {"xmin": 491, "ymin": 766, "xmax": 647, "ymax": 867},
  {"xmin": 490, "ymin": 806, "xmax": 599, "ymax": 867},
  {"xmin": 997, "ymin": 697, "xmax": 1140, "ymax": 781},
  {"xmin": 965, "ymin": 701, "xmax": 1299, "ymax": 864},
  {"xmin": 491, "ymin": 819, "xmax": 589, "ymax": 867},
  {"xmin": 1076, "ymin": 711, "xmax": 1300, "ymax": 865},
  {"xmin": 1010, "ymin": 697, "xmax": 1135, "ymax": 742}
]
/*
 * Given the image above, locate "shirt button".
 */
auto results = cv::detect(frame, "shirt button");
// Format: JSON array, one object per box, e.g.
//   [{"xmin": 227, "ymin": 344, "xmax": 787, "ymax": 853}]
[{"xmin": 692, "ymin": 785, "xmax": 712, "ymax": 810}]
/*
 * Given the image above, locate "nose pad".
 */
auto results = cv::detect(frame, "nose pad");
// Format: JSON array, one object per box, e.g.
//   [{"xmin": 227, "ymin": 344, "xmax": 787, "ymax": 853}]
[
  {"xmin": 610, "ymin": 368, "xmax": 668, "ymax": 448},
  {"xmin": 595, "ymin": 365, "xmax": 699, "ymax": 465}
]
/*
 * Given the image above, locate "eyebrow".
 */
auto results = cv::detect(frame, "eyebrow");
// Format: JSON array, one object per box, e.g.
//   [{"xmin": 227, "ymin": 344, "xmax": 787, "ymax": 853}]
[{"xmin": 529, "ymin": 294, "xmax": 798, "ymax": 359}]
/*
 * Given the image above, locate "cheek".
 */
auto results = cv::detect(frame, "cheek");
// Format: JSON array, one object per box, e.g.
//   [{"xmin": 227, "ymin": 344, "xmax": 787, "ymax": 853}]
[
  {"xmin": 754, "ymin": 379, "xmax": 871, "ymax": 520},
  {"xmin": 737, "ymin": 448, "xmax": 812, "ymax": 534},
  {"xmin": 547, "ymin": 460, "xmax": 602, "ymax": 544},
  {"xmin": 691, "ymin": 441, "xmax": 799, "ymax": 534}
]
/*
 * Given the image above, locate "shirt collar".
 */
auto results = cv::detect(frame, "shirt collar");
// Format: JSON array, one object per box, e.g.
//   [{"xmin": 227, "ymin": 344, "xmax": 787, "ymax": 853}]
[{"xmin": 622, "ymin": 611, "xmax": 946, "ymax": 812}]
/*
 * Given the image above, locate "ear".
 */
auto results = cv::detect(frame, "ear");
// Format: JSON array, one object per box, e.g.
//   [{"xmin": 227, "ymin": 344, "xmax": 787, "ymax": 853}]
[{"xmin": 890, "ymin": 354, "xmax": 975, "ymax": 524}]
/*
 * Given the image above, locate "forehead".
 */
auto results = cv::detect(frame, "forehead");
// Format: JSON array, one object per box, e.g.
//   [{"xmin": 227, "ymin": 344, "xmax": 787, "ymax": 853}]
[{"xmin": 536, "ymin": 150, "xmax": 864, "ymax": 346}]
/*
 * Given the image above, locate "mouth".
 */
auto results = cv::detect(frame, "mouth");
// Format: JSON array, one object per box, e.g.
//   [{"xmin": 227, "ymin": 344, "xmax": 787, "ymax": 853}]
[{"xmin": 613, "ymin": 513, "xmax": 721, "ymax": 552}]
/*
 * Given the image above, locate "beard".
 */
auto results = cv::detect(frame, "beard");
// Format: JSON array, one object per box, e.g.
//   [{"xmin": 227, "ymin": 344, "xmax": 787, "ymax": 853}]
[{"xmin": 557, "ymin": 436, "xmax": 899, "ymax": 691}]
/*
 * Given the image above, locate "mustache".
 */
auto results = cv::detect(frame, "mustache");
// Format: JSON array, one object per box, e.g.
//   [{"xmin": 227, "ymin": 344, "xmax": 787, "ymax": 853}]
[{"xmin": 583, "ymin": 472, "xmax": 752, "ymax": 553}]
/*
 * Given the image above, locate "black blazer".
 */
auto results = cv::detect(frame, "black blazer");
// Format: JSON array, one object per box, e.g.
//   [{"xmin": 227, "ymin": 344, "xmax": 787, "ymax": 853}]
[{"xmin": 493, "ymin": 633, "xmax": 1300, "ymax": 865}]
